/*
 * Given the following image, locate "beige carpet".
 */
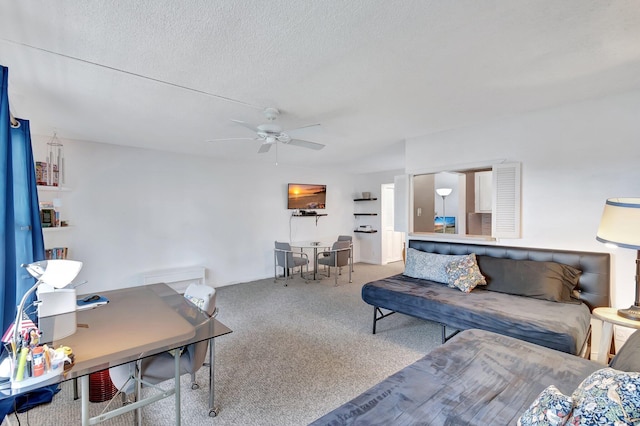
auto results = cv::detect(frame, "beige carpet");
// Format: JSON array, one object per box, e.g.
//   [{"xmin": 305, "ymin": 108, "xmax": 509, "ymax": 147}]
[{"xmin": 3, "ymin": 262, "xmax": 442, "ymax": 425}]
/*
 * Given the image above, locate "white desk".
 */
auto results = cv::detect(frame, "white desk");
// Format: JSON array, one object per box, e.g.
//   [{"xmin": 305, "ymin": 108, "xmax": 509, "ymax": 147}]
[
  {"xmin": 592, "ymin": 307, "xmax": 640, "ymax": 364},
  {"xmin": 291, "ymin": 241, "xmax": 331, "ymax": 280}
]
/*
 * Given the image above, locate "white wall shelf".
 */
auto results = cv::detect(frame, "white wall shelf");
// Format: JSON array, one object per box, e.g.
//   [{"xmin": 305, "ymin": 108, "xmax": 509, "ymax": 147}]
[
  {"xmin": 37, "ymin": 185, "xmax": 72, "ymax": 192},
  {"xmin": 42, "ymin": 226, "xmax": 73, "ymax": 233}
]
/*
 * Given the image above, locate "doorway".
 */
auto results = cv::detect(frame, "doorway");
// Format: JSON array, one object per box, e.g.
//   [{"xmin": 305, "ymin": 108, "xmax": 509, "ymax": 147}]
[{"xmin": 381, "ymin": 183, "xmax": 405, "ymax": 264}]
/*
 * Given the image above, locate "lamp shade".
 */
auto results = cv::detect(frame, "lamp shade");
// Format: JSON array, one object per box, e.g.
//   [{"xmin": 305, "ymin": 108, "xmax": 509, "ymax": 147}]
[
  {"xmin": 596, "ymin": 198, "xmax": 640, "ymax": 250},
  {"xmin": 436, "ymin": 188, "xmax": 453, "ymax": 197},
  {"xmin": 24, "ymin": 260, "xmax": 83, "ymax": 288}
]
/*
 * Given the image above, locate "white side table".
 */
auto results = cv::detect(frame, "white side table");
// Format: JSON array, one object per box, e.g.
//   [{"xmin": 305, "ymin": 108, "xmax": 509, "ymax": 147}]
[{"xmin": 592, "ymin": 307, "xmax": 640, "ymax": 364}]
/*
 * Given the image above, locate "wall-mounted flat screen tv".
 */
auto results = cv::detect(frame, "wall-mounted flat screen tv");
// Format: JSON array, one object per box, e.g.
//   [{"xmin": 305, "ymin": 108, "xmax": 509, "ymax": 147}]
[{"xmin": 287, "ymin": 183, "xmax": 326, "ymax": 209}]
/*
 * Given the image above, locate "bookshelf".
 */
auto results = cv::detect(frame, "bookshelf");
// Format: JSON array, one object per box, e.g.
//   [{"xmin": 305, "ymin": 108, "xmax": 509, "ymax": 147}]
[{"xmin": 37, "ymin": 185, "xmax": 72, "ymax": 259}]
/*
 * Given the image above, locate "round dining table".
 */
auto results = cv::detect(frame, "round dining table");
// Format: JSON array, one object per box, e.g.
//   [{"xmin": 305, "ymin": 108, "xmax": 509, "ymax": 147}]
[{"xmin": 290, "ymin": 241, "xmax": 331, "ymax": 280}]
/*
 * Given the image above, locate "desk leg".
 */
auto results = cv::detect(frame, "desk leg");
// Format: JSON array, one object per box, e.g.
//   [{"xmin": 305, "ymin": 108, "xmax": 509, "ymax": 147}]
[
  {"xmin": 175, "ymin": 352, "xmax": 181, "ymax": 426},
  {"xmin": 81, "ymin": 375, "xmax": 89, "ymax": 426},
  {"xmin": 208, "ymin": 338, "xmax": 219, "ymax": 417},
  {"xmin": 597, "ymin": 320, "xmax": 614, "ymax": 364}
]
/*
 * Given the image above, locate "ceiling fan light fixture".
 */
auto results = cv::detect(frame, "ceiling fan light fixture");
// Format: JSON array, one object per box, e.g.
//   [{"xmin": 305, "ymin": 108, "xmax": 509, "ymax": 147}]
[
  {"xmin": 208, "ymin": 107, "xmax": 326, "ymax": 157},
  {"xmin": 257, "ymin": 123, "xmax": 281, "ymax": 133},
  {"xmin": 277, "ymin": 134, "xmax": 291, "ymax": 143}
]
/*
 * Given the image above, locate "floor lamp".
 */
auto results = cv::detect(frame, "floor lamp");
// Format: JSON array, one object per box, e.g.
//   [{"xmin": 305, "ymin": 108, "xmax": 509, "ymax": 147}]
[
  {"xmin": 596, "ymin": 197, "xmax": 640, "ymax": 321},
  {"xmin": 436, "ymin": 188, "xmax": 452, "ymax": 233}
]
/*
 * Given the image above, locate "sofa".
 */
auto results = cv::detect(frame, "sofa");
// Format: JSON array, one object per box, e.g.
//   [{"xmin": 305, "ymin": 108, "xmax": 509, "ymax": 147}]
[
  {"xmin": 362, "ymin": 240, "xmax": 610, "ymax": 355},
  {"xmin": 310, "ymin": 328, "xmax": 640, "ymax": 425}
]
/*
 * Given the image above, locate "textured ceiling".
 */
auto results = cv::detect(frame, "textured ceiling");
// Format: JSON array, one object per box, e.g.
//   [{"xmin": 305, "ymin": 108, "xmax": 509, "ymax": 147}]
[{"xmin": 1, "ymin": 0, "xmax": 640, "ymax": 172}]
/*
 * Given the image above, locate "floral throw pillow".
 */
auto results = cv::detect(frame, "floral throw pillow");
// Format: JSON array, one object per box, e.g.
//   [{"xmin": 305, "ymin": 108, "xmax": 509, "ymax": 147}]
[
  {"xmin": 445, "ymin": 253, "xmax": 486, "ymax": 293},
  {"xmin": 518, "ymin": 385, "xmax": 573, "ymax": 426},
  {"xmin": 403, "ymin": 248, "xmax": 465, "ymax": 284},
  {"xmin": 567, "ymin": 367, "xmax": 640, "ymax": 425}
]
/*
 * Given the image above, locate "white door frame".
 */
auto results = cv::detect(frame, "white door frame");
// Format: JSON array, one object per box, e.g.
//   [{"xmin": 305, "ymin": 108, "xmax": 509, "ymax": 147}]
[{"xmin": 381, "ymin": 183, "xmax": 405, "ymax": 264}]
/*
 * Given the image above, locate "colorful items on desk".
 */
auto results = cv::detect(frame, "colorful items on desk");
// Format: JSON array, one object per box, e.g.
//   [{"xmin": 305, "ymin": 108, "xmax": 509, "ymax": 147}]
[
  {"xmin": 14, "ymin": 348, "xmax": 29, "ymax": 382},
  {"xmin": 32, "ymin": 346, "xmax": 44, "ymax": 377},
  {"xmin": 12, "ymin": 344, "xmax": 71, "ymax": 382},
  {"xmin": 0, "ymin": 312, "xmax": 37, "ymax": 344},
  {"xmin": 3, "ymin": 323, "xmax": 74, "ymax": 386}
]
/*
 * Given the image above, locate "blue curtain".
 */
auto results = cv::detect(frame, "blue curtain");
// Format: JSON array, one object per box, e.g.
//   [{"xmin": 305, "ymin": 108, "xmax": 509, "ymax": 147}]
[
  {"xmin": 0, "ymin": 65, "xmax": 57, "ymax": 422},
  {"xmin": 0, "ymin": 65, "xmax": 44, "ymax": 337}
]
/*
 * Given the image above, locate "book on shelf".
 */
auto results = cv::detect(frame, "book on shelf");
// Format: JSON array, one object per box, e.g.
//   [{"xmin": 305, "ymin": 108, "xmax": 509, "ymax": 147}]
[
  {"xmin": 45, "ymin": 247, "xmax": 68, "ymax": 260},
  {"xmin": 35, "ymin": 161, "xmax": 59, "ymax": 186},
  {"xmin": 39, "ymin": 202, "xmax": 61, "ymax": 227}
]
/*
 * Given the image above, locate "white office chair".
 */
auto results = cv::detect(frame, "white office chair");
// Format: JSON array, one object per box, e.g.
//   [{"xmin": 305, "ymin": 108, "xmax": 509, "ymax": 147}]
[
  {"xmin": 140, "ymin": 283, "xmax": 216, "ymax": 385},
  {"xmin": 110, "ymin": 283, "xmax": 218, "ymax": 420}
]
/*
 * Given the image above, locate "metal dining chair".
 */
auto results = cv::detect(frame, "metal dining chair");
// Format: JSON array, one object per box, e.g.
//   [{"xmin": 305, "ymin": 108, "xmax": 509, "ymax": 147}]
[
  {"xmin": 317, "ymin": 240, "xmax": 352, "ymax": 286},
  {"xmin": 274, "ymin": 241, "xmax": 309, "ymax": 285},
  {"xmin": 337, "ymin": 235, "xmax": 354, "ymax": 272}
]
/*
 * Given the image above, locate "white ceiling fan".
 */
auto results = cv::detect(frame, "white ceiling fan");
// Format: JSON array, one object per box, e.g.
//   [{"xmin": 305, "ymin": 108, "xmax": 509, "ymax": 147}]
[{"xmin": 207, "ymin": 107, "xmax": 325, "ymax": 155}]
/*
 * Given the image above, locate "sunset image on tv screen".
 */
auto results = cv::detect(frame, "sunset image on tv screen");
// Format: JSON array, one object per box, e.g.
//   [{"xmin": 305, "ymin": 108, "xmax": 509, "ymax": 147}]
[{"xmin": 288, "ymin": 184, "xmax": 326, "ymax": 209}]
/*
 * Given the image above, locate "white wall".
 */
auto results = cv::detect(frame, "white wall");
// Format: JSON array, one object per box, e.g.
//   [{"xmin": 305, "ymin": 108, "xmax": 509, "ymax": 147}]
[
  {"xmin": 405, "ymin": 89, "xmax": 640, "ymax": 310},
  {"xmin": 32, "ymin": 138, "xmax": 357, "ymax": 293},
  {"xmin": 353, "ymin": 169, "xmax": 404, "ymax": 264},
  {"xmin": 31, "ymin": 88, "xmax": 639, "ymax": 311}
]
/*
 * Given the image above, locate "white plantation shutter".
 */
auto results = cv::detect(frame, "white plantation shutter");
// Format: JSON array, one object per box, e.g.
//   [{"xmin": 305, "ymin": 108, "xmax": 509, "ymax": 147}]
[{"xmin": 492, "ymin": 162, "xmax": 521, "ymax": 238}]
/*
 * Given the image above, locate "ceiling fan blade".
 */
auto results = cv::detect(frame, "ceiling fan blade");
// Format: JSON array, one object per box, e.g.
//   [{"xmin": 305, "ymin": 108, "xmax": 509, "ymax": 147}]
[
  {"xmin": 287, "ymin": 139, "xmax": 325, "ymax": 150},
  {"xmin": 231, "ymin": 119, "xmax": 260, "ymax": 133},
  {"xmin": 286, "ymin": 123, "xmax": 321, "ymax": 133},
  {"xmin": 206, "ymin": 137, "xmax": 257, "ymax": 142},
  {"xmin": 257, "ymin": 143, "xmax": 272, "ymax": 153}
]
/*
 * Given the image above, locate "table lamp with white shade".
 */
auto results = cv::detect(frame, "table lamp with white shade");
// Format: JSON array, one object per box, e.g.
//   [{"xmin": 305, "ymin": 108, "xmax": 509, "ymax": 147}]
[
  {"xmin": 2, "ymin": 260, "xmax": 83, "ymax": 389},
  {"xmin": 596, "ymin": 198, "xmax": 640, "ymax": 321},
  {"xmin": 12, "ymin": 260, "xmax": 83, "ymax": 349}
]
